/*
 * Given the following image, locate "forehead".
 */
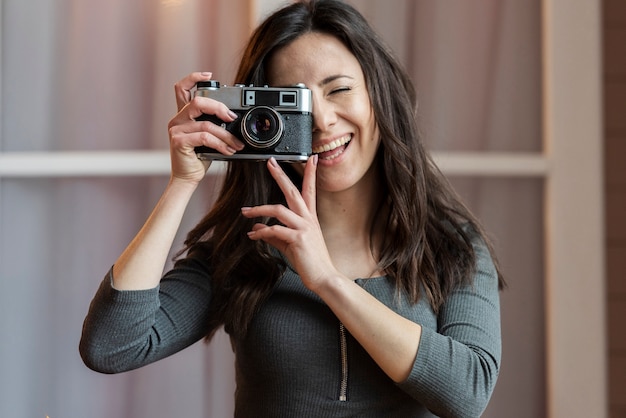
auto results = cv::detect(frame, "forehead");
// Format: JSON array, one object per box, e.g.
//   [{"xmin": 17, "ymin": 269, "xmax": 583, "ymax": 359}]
[{"xmin": 266, "ymin": 32, "xmax": 363, "ymax": 86}]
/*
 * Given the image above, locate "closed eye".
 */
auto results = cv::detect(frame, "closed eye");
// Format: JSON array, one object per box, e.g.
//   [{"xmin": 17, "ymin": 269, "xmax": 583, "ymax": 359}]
[{"xmin": 330, "ymin": 87, "xmax": 351, "ymax": 95}]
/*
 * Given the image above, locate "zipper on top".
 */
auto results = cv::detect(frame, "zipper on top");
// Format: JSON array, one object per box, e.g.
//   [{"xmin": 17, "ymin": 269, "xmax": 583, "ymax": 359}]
[{"xmin": 338, "ymin": 322, "xmax": 348, "ymax": 401}]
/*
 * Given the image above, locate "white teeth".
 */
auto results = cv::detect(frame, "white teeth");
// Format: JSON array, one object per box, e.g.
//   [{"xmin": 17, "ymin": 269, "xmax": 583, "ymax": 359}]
[{"xmin": 312, "ymin": 135, "xmax": 352, "ymax": 154}]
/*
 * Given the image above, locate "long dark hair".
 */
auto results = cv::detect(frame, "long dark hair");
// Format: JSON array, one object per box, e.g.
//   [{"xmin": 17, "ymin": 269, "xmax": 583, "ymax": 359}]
[{"xmin": 181, "ymin": 0, "xmax": 505, "ymax": 340}]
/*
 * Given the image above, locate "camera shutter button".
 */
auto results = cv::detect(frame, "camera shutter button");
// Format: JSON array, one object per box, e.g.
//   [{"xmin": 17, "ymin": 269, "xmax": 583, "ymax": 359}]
[{"xmin": 196, "ymin": 80, "xmax": 220, "ymax": 88}]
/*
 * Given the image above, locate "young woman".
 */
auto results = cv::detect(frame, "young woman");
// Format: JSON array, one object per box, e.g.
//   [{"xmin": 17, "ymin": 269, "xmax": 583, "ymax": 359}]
[{"xmin": 80, "ymin": 1, "xmax": 504, "ymax": 416}]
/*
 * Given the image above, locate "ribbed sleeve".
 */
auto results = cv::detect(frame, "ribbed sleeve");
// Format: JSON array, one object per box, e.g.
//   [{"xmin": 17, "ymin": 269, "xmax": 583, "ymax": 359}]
[
  {"xmin": 79, "ymin": 260, "xmax": 214, "ymax": 374},
  {"xmin": 397, "ymin": 243, "xmax": 502, "ymax": 417}
]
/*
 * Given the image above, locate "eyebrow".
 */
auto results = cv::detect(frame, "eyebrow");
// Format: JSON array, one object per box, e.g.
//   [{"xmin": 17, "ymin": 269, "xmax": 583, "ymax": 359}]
[{"xmin": 319, "ymin": 74, "xmax": 355, "ymax": 86}]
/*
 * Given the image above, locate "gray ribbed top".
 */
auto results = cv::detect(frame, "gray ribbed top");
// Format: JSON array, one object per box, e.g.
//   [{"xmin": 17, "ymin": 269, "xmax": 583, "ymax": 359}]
[{"xmin": 80, "ymin": 242, "xmax": 501, "ymax": 417}]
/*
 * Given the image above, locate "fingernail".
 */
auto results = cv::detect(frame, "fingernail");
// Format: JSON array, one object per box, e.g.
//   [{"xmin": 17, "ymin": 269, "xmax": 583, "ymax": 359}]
[
  {"xmin": 241, "ymin": 207, "xmax": 251, "ymax": 213},
  {"xmin": 226, "ymin": 146, "xmax": 237, "ymax": 154},
  {"xmin": 201, "ymin": 72, "xmax": 212, "ymax": 77},
  {"xmin": 228, "ymin": 110, "xmax": 239, "ymax": 120},
  {"xmin": 268, "ymin": 157, "xmax": 278, "ymax": 167},
  {"xmin": 312, "ymin": 154, "xmax": 318, "ymax": 166}
]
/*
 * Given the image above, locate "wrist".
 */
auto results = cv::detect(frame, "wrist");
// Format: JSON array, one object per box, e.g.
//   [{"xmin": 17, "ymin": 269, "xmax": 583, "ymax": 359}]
[
  {"xmin": 168, "ymin": 175, "xmax": 202, "ymax": 190},
  {"xmin": 308, "ymin": 271, "xmax": 351, "ymax": 298}
]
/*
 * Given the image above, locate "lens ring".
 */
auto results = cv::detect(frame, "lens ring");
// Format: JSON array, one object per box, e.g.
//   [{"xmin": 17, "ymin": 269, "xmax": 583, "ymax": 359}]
[{"xmin": 242, "ymin": 106, "xmax": 284, "ymax": 149}]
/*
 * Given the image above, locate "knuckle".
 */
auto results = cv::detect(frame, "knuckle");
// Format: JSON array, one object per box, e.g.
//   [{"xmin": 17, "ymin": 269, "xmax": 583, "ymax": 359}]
[
  {"xmin": 274, "ymin": 205, "xmax": 286, "ymax": 217},
  {"xmin": 168, "ymin": 125, "xmax": 180, "ymax": 139},
  {"xmin": 189, "ymin": 96, "xmax": 203, "ymax": 107},
  {"xmin": 169, "ymin": 133, "xmax": 184, "ymax": 148},
  {"xmin": 284, "ymin": 185, "xmax": 300, "ymax": 199},
  {"xmin": 218, "ymin": 102, "xmax": 231, "ymax": 116},
  {"xmin": 199, "ymin": 121, "xmax": 215, "ymax": 132},
  {"xmin": 168, "ymin": 118, "xmax": 181, "ymax": 131},
  {"xmin": 199, "ymin": 131, "xmax": 212, "ymax": 144}
]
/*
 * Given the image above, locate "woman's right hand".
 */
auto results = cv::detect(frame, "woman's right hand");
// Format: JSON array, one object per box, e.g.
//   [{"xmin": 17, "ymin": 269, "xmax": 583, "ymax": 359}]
[{"xmin": 167, "ymin": 72, "xmax": 244, "ymax": 184}]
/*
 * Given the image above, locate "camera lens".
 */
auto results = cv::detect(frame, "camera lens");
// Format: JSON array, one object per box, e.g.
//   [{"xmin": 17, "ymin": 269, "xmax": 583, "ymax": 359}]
[{"xmin": 242, "ymin": 106, "xmax": 283, "ymax": 149}]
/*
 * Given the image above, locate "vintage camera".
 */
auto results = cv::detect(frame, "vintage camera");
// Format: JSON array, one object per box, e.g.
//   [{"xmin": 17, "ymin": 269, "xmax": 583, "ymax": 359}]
[{"xmin": 194, "ymin": 81, "xmax": 313, "ymax": 162}]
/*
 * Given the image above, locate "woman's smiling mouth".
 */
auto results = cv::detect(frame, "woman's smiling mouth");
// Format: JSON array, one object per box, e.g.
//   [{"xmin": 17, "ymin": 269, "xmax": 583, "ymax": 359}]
[{"xmin": 312, "ymin": 134, "xmax": 352, "ymax": 161}]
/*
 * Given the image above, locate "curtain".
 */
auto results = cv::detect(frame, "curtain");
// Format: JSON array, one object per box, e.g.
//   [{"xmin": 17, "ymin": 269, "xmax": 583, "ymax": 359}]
[
  {"xmin": 352, "ymin": 1, "xmax": 545, "ymax": 417},
  {"xmin": 409, "ymin": 3, "xmax": 546, "ymax": 416},
  {"xmin": 0, "ymin": 0, "xmax": 249, "ymax": 417},
  {"xmin": 0, "ymin": 0, "xmax": 544, "ymax": 417}
]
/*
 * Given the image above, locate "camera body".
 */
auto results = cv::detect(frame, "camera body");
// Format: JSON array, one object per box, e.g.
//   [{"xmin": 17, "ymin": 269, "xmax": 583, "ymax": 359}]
[{"xmin": 194, "ymin": 81, "xmax": 313, "ymax": 162}]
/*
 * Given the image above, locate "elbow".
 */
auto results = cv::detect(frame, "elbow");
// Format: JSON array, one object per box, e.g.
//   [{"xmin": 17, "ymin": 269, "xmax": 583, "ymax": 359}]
[
  {"xmin": 435, "ymin": 356, "xmax": 500, "ymax": 418},
  {"xmin": 437, "ymin": 388, "xmax": 496, "ymax": 418},
  {"xmin": 453, "ymin": 358, "xmax": 500, "ymax": 417},
  {"xmin": 79, "ymin": 337, "xmax": 129, "ymax": 375},
  {"xmin": 79, "ymin": 340, "xmax": 114, "ymax": 374},
  {"xmin": 455, "ymin": 394, "xmax": 493, "ymax": 418}
]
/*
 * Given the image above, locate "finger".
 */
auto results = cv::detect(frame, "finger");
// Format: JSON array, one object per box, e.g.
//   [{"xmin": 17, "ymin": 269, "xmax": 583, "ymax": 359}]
[
  {"xmin": 193, "ymin": 120, "xmax": 244, "ymax": 152},
  {"xmin": 174, "ymin": 72, "xmax": 213, "ymax": 111},
  {"xmin": 266, "ymin": 158, "xmax": 309, "ymax": 215},
  {"xmin": 185, "ymin": 96, "xmax": 240, "ymax": 127},
  {"xmin": 169, "ymin": 121, "xmax": 242, "ymax": 156},
  {"xmin": 172, "ymin": 131, "xmax": 238, "ymax": 157},
  {"xmin": 169, "ymin": 98, "xmax": 244, "ymax": 150},
  {"xmin": 241, "ymin": 204, "xmax": 304, "ymax": 230},
  {"xmin": 245, "ymin": 223, "xmax": 293, "ymax": 253},
  {"xmin": 301, "ymin": 155, "xmax": 318, "ymax": 216},
  {"xmin": 168, "ymin": 97, "xmax": 236, "ymax": 128}
]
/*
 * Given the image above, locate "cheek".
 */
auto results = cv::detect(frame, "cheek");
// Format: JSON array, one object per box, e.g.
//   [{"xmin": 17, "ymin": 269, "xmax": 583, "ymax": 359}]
[
  {"xmin": 355, "ymin": 98, "xmax": 378, "ymax": 139},
  {"xmin": 365, "ymin": 110, "xmax": 380, "ymax": 145}
]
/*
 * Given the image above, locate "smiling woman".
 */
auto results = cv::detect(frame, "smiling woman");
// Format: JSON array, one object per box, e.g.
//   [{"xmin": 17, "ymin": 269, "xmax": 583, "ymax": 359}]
[{"xmin": 79, "ymin": 1, "xmax": 505, "ymax": 417}]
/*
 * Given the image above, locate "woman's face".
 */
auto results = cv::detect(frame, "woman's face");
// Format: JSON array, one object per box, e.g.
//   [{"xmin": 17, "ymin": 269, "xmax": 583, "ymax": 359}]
[{"xmin": 267, "ymin": 32, "xmax": 381, "ymax": 194}]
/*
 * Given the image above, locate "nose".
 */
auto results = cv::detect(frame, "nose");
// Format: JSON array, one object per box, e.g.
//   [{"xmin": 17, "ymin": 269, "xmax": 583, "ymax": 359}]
[{"xmin": 311, "ymin": 93, "xmax": 337, "ymax": 133}]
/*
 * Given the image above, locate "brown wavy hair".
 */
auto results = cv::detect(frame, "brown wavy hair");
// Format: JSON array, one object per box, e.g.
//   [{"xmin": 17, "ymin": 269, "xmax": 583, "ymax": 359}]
[{"xmin": 180, "ymin": 0, "xmax": 505, "ymax": 340}]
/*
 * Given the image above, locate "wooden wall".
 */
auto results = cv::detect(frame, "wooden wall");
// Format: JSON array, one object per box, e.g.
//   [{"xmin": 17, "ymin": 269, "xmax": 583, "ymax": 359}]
[{"xmin": 604, "ymin": 0, "xmax": 626, "ymax": 416}]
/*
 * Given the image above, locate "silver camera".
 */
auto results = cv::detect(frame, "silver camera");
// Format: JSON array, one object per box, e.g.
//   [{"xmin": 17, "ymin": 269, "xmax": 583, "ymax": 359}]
[{"xmin": 194, "ymin": 81, "xmax": 313, "ymax": 162}]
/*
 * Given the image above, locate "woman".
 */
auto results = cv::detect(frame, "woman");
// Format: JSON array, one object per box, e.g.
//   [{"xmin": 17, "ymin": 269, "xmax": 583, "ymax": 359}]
[{"xmin": 80, "ymin": 1, "xmax": 504, "ymax": 417}]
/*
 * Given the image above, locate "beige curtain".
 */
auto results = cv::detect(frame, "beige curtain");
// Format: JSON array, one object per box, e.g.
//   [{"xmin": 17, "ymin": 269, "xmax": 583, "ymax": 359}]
[
  {"xmin": 0, "ymin": 0, "xmax": 248, "ymax": 417},
  {"xmin": 351, "ymin": 1, "xmax": 545, "ymax": 417}
]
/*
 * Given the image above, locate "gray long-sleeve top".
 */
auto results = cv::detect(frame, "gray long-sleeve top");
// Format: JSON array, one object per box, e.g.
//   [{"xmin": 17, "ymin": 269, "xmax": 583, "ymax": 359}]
[{"xmin": 80, "ymin": 241, "xmax": 501, "ymax": 417}]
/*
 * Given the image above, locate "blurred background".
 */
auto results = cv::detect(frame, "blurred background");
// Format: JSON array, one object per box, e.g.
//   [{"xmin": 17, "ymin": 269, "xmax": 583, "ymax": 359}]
[{"xmin": 0, "ymin": 0, "xmax": 619, "ymax": 417}]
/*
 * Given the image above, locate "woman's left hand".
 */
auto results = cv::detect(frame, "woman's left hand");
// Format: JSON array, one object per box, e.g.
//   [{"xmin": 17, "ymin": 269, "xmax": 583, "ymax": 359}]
[
  {"xmin": 243, "ymin": 156, "xmax": 424, "ymax": 385},
  {"xmin": 241, "ymin": 155, "xmax": 340, "ymax": 291}
]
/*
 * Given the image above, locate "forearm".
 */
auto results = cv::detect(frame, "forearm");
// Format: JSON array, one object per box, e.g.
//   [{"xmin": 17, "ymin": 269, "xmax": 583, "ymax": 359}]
[
  {"xmin": 315, "ymin": 276, "xmax": 422, "ymax": 383},
  {"xmin": 317, "ymin": 270, "xmax": 500, "ymax": 417},
  {"xmin": 112, "ymin": 177, "xmax": 200, "ymax": 290}
]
